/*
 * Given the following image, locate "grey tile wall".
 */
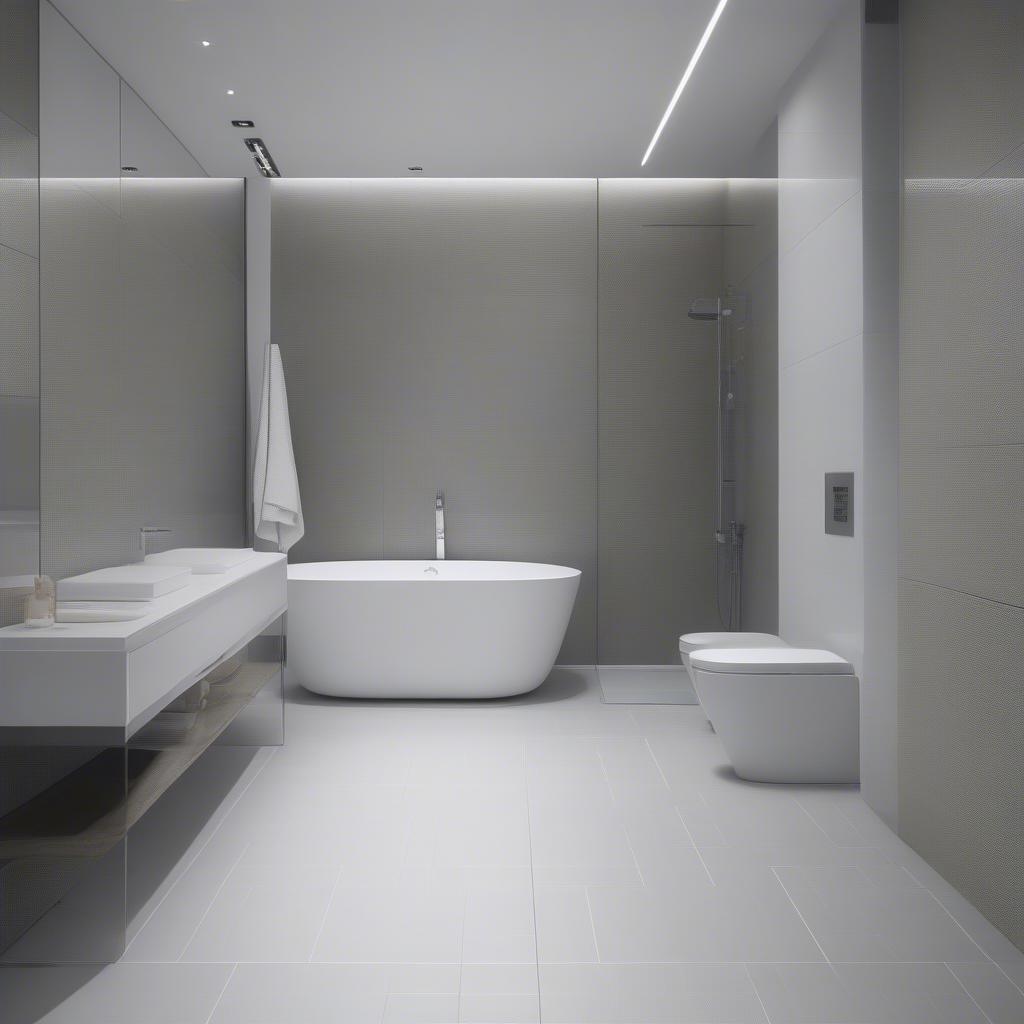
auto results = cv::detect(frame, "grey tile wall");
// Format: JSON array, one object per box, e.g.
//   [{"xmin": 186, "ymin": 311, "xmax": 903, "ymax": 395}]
[
  {"xmin": 274, "ymin": 179, "xmax": 777, "ymax": 666},
  {"xmin": 900, "ymin": 0, "xmax": 1024, "ymax": 950},
  {"xmin": 596, "ymin": 180, "xmax": 727, "ymax": 663},
  {"xmin": 273, "ymin": 180, "xmax": 598, "ymax": 663}
]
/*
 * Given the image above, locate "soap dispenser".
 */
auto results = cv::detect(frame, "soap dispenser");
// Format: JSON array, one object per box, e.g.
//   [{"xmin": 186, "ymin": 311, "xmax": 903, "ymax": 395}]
[{"xmin": 23, "ymin": 575, "xmax": 56, "ymax": 628}]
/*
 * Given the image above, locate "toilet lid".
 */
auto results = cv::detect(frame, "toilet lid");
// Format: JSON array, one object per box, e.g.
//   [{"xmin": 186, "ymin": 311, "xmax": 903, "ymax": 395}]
[
  {"xmin": 678, "ymin": 631, "xmax": 785, "ymax": 653},
  {"xmin": 690, "ymin": 647, "xmax": 854, "ymax": 674}
]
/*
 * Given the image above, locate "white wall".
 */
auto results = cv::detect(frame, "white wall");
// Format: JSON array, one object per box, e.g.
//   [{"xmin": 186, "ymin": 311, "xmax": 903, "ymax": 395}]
[
  {"xmin": 245, "ymin": 174, "xmax": 272, "ymax": 544},
  {"xmin": 778, "ymin": 1, "xmax": 865, "ymax": 669},
  {"xmin": 777, "ymin": 1, "xmax": 900, "ymax": 825}
]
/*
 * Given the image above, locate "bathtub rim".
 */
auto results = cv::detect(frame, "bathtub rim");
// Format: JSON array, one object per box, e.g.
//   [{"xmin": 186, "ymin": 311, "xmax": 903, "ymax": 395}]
[{"xmin": 287, "ymin": 559, "xmax": 582, "ymax": 583}]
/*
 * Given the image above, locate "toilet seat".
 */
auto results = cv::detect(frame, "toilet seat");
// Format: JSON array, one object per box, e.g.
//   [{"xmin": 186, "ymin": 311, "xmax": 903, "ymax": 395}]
[
  {"xmin": 678, "ymin": 631, "xmax": 785, "ymax": 655},
  {"xmin": 691, "ymin": 647, "xmax": 852, "ymax": 675}
]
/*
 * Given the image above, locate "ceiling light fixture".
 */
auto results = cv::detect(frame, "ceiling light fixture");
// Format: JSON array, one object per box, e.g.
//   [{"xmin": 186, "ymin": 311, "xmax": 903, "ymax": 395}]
[
  {"xmin": 201, "ymin": 40, "xmax": 211, "ymax": 47},
  {"xmin": 226, "ymin": 89, "xmax": 235, "ymax": 96},
  {"xmin": 244, "ymin": 137, "xmax": 281, "ymax": 178},
  {"xmin": 640, "ymin": 0, "xmax": 729, "ymax": 167},
  {"xmin": 231, "ymin": 119, "xmax": 255, "ymax": 128},
  {"xmin": 408, "ymin": 166, "xmax": 423, "ymax": 172}
]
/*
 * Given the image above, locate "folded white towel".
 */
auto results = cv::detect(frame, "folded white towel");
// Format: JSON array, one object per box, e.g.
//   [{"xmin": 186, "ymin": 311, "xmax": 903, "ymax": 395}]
[{"xmin": 254, "ymin": 344, "xmax": 304, "ymax": 553}]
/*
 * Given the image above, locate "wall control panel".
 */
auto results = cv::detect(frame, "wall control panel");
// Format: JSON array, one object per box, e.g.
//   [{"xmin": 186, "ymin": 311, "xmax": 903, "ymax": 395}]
[{"xmin": 825, "ymin": 472, "xmax": 854, "ymax": 536}]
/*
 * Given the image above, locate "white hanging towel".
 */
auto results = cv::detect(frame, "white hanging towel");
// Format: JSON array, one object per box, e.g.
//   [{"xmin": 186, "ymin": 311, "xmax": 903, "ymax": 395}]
[{"xmin": 253, "ymin": 344, "xmax": 304, "ymax": 552}]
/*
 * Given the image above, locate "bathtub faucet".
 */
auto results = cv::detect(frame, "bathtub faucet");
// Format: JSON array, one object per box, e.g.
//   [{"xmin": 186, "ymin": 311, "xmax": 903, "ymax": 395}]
[{"xmin": 435, "ymin": 489, "xmax": 446, "ymax": 560}]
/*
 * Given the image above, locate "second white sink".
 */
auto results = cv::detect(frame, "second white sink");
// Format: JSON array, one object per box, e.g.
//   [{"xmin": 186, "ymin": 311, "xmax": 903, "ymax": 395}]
[{"xmin": 145, "ymin": 548, "xmax": 257, "ymax": 574}]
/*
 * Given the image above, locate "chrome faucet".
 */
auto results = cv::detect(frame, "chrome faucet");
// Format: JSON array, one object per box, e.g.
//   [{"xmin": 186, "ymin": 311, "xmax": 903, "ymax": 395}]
[
  {"xmin": 138, "ymin": 526, "xmax": 172, "ymax": 560},
  {"xmin": 434, "ymin": 490, "xmax": 446, "ymax": 560}
]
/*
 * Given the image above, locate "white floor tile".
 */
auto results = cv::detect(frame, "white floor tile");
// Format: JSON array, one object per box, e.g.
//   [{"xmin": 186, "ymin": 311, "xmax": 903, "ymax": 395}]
[
  {"xmin": 11, "ymin": 663, "xmax": 1020, "ymax": 1024},
  {"xmin": 538, "ymin": 964, "xmax": 769, "ymax": 1023},
  {"xmin": 534, "ymin": 885, "xmax": 599, "ymax": 964},
  {"xmin": 462, "ymin": 882, "xmax": 537, "ymax": 964},
  {"xmin": 779, "ymin": 868, "xmax": 990, "ymax": 962},
  {"xmin": 181, "ymin": 865, "xmax": 339, "ymax": 963},
  {"xmin": 0, "ymin": 963, "xmax": 233, "ymax": 1024},
  {"xmin": 833, "ymin": 963, "xmax": 990, "ymax": 1024},
  {"xmin": 949, "ymin": 962, "xmax": 1024, "ymax": 1024},
  {"xmin": 209, "ymin": 964, "xmax": 388, "ymax": 1023},
  {"xmin": 749, "ymin": 962, "xmax": 993, "ymax": 1024},
  {"xmin": 587, "ymin": 881, "xmax": 825, "ymax": 963},
  {"xmin": 311, "ymin": 874, "xmax": 466, "ymax": 964},
  {"xmin": 383, "ymin": 992, "xmax": 460, "ymax": 1023},
  {"xmin": 459, "ymin": 991, "xmax": 540, "ymax": 1023}
]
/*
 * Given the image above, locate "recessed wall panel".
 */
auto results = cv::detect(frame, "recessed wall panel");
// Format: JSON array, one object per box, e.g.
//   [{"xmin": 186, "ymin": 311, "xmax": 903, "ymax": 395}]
[{"xmin": 272, "ymin": 179, "xmax": 598, "ymax": 663}]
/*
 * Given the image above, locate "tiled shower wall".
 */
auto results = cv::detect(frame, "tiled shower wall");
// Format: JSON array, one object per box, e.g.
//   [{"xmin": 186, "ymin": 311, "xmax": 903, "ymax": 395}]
[
  {"xmin": 273, "ymin": 178, "xmax": 778, "ymax": 664},
  {"xmin": 899, "ymin": 0, "xmax": 1024, "ymax": 950}
]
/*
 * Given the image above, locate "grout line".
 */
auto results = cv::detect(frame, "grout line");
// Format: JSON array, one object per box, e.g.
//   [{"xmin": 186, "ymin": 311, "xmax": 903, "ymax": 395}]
[
  {"xmin": 124, "ymin": 747, "xmax": 278, "ymax": 953},
  {"xmin": 673, "ymin": 805, "xmax": 716, "ymax": 887},
  {"xmin": 945, "ymin": 963, "xmax": 997, "ymax": 1024},
  {"xmin": 770, "ymin": 866, "xmax": 831, "ymax": 965},
  {"xmin": 176, "ymin": 842, "xmax": 251, "ymax": 963},
  {"xmin": 582, "ymin": 886, "xmax": 601, "ymax": 964},
  {"xmin": 642, "ymin": 737, "xmax": 673, "ymax": 794},
  {"xmin": 203, "ymin": 961, "xmax": 237, "ymax": 1024},
  {"xmin": 791, "ymin": 796, "xmax": 839, "ymax": 844},
  {"xmin": 923, "ymin": 889, "xmax": 997, "ymax": 966},
  {"xmin": 522, "ymin": 739, "xmax": 544, "ymax": 1023},
  {"xmin": 744, "ymin": 963, "xmax": 774, "ymax": 1024},
  {"xmin": 620, "ymin": 825, "xmax": 647, "ymax": 888},
  {"xmin": 993, "ymin": 961, "xmax": 1024, "ymax": 1000},
  {"xmin": 307, "ymin": 862, "xmax": 346, "ymax": 964}
]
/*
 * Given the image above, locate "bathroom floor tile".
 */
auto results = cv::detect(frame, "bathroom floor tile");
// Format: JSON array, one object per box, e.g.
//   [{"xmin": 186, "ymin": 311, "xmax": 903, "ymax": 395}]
[
  {"xmin": 311, "ymin": 873, "xmax": 466, "ymax": 964},
  {"xmin": 948, "ymin": 962, "xmax": 1024, "ymax": 1024},
  {"xmin": 181, "ymin": 866, "xmax": 339, "ymax": 963},
  {"xmin": 748, "ymin": 962, "xmax": 992, "ymax": 1024},
  {"xmin": 209, "ymin": 964, "xmax": 388, "ymax": 1023},
  {"xmin": 778, "ymin": 867, "xmax": 991, "ymax": 963},
  {"xmin": 0, "ymin": 964, "xmax": 233, "ymax": 1024},
  {"xmin": 15, "ymin": 664, "xmax": 1024, "ymax": 1024},
  {"xmin": 538, "ymin": 964, "xmax": 769, "ymax": 1023},
  {"xmin": 534, "ymin": 885, "xmax": 599, "ymax": 963}
]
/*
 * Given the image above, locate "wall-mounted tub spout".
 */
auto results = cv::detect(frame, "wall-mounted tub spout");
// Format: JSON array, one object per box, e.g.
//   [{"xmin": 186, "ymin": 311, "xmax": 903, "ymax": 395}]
[{"xmin": 435, "ymin": 490, "xmax": 446, "ymax": 560}]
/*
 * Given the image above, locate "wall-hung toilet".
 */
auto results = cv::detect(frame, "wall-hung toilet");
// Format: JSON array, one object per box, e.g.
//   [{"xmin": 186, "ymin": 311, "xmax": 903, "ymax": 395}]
[{"xmin": 689, "ymin": 647, "xmax": 860, "ymax": 784}]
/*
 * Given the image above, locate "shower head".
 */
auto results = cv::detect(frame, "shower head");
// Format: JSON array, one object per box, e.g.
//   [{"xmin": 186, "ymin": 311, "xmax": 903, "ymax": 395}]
[{"xmin": 688, "ymin": 298, "xmax": 720, "ymax": 321}]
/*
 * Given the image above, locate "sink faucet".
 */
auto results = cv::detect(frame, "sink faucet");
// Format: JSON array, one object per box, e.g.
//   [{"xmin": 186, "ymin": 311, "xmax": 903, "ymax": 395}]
[
  {"xmin": 138, "ymin": 526, "xmax": 172, "ymax": 560},
  {"xmin": 435, "ymin": 490, "xmax": 445, "ymax": 560}
]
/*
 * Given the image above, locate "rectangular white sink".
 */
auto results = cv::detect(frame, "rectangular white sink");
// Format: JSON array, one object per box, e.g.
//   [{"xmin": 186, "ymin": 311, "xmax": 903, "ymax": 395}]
[
  {"xmin": 58, "ymin": 564, "xmax": 192, "ymax": 601},
  {"xmin": 144, "ymin": 547, "xmax": 257, "ymax": 575}
]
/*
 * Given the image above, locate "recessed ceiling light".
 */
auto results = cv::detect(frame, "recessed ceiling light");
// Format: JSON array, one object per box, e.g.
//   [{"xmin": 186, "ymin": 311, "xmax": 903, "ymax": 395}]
[
  {"xmin": 121, "ymin": 166, "xmax": 138, "ymax": 173},
  {"xmin": 226, "ymin": 89, "xmax": 235, "ymax": 96},
  {"xmin": 201, "ymin": 40, "xmax": 211, "ymax": 47},
  {"xmin": 408, "ymin": 166, "xmax": 423, "ymax": 172},
  {"xmin": 232, "ymin": 119, "xmax": 255, "ymax": 128},
  {"xmin": 641, "ymin": 0, "xmax": 729, "ymax": 167}
]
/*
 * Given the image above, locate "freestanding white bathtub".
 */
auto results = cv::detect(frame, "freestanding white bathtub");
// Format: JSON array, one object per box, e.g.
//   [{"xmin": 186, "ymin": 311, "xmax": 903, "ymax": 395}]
[{"xmin": 287, "ymin": 560, "xmax": 581, "ymax": 698}]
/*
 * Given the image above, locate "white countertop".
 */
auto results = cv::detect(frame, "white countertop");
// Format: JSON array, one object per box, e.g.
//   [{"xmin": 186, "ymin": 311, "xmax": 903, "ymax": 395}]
[{"xmin": 0, "ymin": 552, "xmax": 286, "ymax": 654}]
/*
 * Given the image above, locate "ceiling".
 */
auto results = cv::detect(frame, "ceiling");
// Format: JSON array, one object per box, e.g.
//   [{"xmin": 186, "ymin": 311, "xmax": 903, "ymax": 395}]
[{"xmin": 53, "ymin": 0, "xmax": 845, "ymax": 178}]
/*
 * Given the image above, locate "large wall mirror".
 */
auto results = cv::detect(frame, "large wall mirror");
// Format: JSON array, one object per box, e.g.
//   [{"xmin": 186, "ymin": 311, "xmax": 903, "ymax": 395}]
[{"xmin": 1, "ymin": 0, "xmax": 255, "ymax": 966}]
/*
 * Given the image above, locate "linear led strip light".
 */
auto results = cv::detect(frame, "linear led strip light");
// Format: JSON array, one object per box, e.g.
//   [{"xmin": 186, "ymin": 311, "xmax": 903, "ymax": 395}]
[{"xmin": 641, "ymin": 0, "xmax": 730, "ymax": 167}]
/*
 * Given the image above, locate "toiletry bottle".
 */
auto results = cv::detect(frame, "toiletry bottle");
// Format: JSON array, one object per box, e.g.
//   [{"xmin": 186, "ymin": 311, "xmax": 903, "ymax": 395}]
[{"xmin": 23, "ymin": 575, "xmax": 56, "ymax": 628}]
